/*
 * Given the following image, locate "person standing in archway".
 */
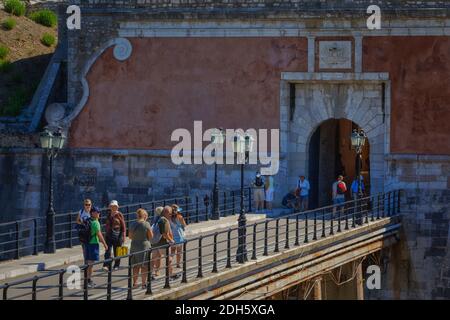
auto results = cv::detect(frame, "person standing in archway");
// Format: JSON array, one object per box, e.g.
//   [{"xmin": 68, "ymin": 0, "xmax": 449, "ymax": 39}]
[
  {"xmin": 296, "ymin": 175, "xmax": 310, "ymax": 211},
  {"xmin": 332, "ymin": 175, "xmax": 347, "ymax": 218}
]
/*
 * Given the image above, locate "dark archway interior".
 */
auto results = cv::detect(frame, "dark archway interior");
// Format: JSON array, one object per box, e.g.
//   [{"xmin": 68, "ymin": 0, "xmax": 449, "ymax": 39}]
[{"xmin": 308, "ymin": 119, "xmax": 370, "ymax": 208}]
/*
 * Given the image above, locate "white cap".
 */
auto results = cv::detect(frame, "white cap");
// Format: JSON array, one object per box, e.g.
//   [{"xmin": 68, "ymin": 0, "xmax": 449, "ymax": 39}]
[{"xmin": 109, "ymin": 200, "xmax": 119, "ymax": 207}]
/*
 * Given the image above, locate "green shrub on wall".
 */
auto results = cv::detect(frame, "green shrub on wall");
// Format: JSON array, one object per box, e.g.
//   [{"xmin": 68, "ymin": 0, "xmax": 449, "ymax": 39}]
[
  {"xmin": 0, "ymin": 45, "xmax": 10, "ymax": 60},
  {"xmin": 30, "ymin": 9, "xmax": 57, "ymax": 28},
  {"xmin": 2, "ymin": 17, "xmax": 17, "ymax": 30},
  {"xmin": 4, "ymin": 0, "xmax": 26, "ymax": 17},
  {"xmin": 41, "ymin": 33, "xmax": 55, "ymax": 47}
]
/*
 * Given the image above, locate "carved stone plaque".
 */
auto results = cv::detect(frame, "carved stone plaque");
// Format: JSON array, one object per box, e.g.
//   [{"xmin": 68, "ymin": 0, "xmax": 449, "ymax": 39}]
[{"xmin": 318, "ymin": 41, "xmax": 353, "ymax": 70}]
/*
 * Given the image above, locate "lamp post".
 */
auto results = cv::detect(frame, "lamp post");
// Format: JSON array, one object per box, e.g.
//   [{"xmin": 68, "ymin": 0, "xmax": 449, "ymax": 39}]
[
  {"xmin": 211, "ymin": 128, "xmax": 225, "ymax": 220},
  {"xmin": 350, "ymin": 129, "xmax": 367, "ymax": 225},
  {"xmin": 40, "ymin": 126, "xmax": 66, "ymax": 254},
  {"xmin": 234, "ymin": 132, "xmax": 255, "ymax": 263}
]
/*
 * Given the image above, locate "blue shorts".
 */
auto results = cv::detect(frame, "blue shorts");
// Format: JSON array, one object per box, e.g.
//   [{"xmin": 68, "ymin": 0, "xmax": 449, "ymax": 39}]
[
  {"xmin": 333, "ymin": 197, "xmax": 345, "ymax": 205},
  {"xmin": 85, "ymin": 243, "xmax": 100, "ymax": 262}
]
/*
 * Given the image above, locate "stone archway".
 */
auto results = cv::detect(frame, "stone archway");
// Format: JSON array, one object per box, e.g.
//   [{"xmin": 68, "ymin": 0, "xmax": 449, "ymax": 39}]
[{"xmin": 277, "ymin": 73, "xmax": 390, "ymax": 205}]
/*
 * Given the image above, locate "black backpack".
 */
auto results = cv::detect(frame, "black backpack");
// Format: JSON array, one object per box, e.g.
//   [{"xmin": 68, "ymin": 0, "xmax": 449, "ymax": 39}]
[
  {"xmin": 255, "ymin": 177, "xmax": 264, "ymax": 187},
  {"xmin": 77, "ymin": 217, "xmax": 92, "ymax": 244}
]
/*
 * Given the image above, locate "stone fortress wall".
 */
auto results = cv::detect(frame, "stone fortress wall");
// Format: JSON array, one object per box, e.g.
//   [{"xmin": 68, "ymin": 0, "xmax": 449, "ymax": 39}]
[{"xmin": 0, "ymin": 0, "xmax": 449, "ymax": 298}]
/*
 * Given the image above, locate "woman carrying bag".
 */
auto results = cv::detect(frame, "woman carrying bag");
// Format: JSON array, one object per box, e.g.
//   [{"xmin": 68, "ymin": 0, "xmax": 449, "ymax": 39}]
[{"xmin": 103, "ymin": 200, "xmax": 126, "ymax": 271}]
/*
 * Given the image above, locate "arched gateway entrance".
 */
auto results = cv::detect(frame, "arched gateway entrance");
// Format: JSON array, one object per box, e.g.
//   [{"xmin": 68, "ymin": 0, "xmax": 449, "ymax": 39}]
[
  {"xmin": 308, "ymin": 119, "xmax": 370, "ymax": 208},
  {"xmin": 276, "ymin": 73, "xmax": 390, "ymax": 206}
]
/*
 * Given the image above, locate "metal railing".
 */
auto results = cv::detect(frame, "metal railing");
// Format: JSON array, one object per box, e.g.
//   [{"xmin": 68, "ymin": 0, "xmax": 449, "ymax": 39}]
[
  {"xmin": 0, "ymin": 188, "xmax": 252, "ymax": 261},
  {"xmin": 0, "ymin": 190, "xmax": 401, "ymax": 300}
]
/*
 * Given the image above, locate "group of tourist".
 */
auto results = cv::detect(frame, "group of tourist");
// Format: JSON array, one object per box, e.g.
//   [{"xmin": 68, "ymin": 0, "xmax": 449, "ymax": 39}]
[
  {"xmin": 258, "ymin": 172, "xmax": 365, "ymax": 212},
  {"xmin": 76, "ymin": 200, "xmax": 187, "ymax": 288}
]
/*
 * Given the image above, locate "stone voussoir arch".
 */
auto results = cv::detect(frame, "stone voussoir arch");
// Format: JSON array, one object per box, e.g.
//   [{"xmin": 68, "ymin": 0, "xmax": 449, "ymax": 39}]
[{"xmin": 278, "ymin": 72, "xmax": 391, "ymax": 201}]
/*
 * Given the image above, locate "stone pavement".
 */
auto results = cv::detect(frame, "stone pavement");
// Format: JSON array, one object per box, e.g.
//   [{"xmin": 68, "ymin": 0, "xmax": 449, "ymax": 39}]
[{"xmin": 0, "ymin": 213, "xmax": 266, "ymax": 281}]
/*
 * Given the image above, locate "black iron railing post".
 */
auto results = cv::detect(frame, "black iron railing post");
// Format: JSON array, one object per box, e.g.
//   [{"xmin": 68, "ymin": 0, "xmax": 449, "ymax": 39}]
[
  {"xmin": 397, "ymin": 190, "xmax": 401, "ymax": 214},
  {"xmin": 197, "ymin": 237, "xmax": 203, "ymax": 278},
  {"xmin": 321, "ymin": 209, "xmax": 326, "ymax": 238},
  {"xmin": 83, "ymin": 266, "xmax": 88, "ymax": 300},
  {"xmin": 365, "ymin": 199, "xmax": 369, "ymax": 224},
  {"xmin": 313, "ymin": 211, "xmax": 317, "ymax": 240},
  {"xmin": 182, "ymin": 242, "xmax": 188, "ymax": 283},
  {"xmin": 337, "ymin": 207, "xmax": 342, "ymax": 233},
  {"xmin": 352, "ymin": 201, "xmax": 356, "ymax": 228},
  {"xmin": 164, "ymin": 246, "xmax": 171, "ymax": 289},
  {"xmin": 15, "ymin": 222, "xmax": 20, "ymax": 260},
  {"xmin": 295, "ymin": 214, "xmax": 299, "ymax": 246},
  {"xmin": 3, "ymin": 285, "xmax": 9, "ymax": 300},
  {"xmin": 127, "ymin": 256, "xmax": 133, "ymax": 300},
  {"xmin": 58, "ymin": 269, "xmax": 65, "ymax": 300},
  {"xmin": 146, "ymin": 248, "xmax": 153, "ymax": 295},
  {"xmin": 212, "ymin": 233, "xmax": 218, "ymax": 272},
  {"xmin": 107, "ymin": 261, "xmax": 113, "ymax": 300},
  {"xmin": 304, "ymin": 212, "xmax": 309, "ymax": 243},
  {"xmin": 32, "ymin": 276, "xmax": 38, "ymax": 300},
  {"xmin": 68, "ymin": 213, "xmax": 73, "ymax": 248},
  {"xmin": 33, "ymin": 219, "xmax": 38, "ymax": 255},
  {"xmin": 226, "ymin": 229, "xmax": 232, "ymax": 268},
  {"xmin": 263, "ymin": 221, "xmax": 268, "ymax": 256},
  {"xmin": 330, "ymin": 209, "xmax": 334, "ymax": 236},
  {"xmin": 274, "ymin": 219, "xmax": 280, "ymax": 253},
  {"xmin": 251, "ymin": 223, "xmax": 257, "ymax": 260},
  {"xmin": 285, "ymin": 217, "xmax": 290, "ymax": 249}
]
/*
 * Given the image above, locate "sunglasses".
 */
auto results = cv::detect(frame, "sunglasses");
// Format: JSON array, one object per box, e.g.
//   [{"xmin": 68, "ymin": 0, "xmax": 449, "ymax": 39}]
[{"xmin": 84, "ymin": 204, "xmax": 91, "ymax": 207}]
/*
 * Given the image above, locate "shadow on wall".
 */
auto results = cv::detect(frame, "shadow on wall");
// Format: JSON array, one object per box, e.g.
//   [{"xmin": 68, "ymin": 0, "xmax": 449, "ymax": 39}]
[{"xmin": 0, "ymin": 54, "xmax": 53, "ymax": 117}]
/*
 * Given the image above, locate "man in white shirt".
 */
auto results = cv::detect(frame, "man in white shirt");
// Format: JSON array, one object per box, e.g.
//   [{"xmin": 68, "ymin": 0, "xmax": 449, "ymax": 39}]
[{"xmin": 296, "ymin": 175, "xmax": 310, "ymax": 211}]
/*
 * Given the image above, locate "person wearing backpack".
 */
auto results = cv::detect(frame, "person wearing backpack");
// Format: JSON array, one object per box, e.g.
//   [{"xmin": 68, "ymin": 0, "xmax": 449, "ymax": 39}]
[
  {"xmin": 76, "ymin": 199, "xmax": 93, "ymax": 264},
  {"xmin": 86, "ymin": 207, "xmax": 108, "ymax": 288},
  {"xmin": 332, "ymin": 175, "xmax": 347, "ymax": 217},
  {"xmin": 102, "ymin": 200, "xmax": 126, "ymax": 271}
]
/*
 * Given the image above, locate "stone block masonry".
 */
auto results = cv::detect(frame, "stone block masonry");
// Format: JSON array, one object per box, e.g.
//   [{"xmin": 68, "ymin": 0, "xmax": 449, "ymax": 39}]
[{"xmin": 366, "ymin": 154, "xmax": 450, "ymax": 300}]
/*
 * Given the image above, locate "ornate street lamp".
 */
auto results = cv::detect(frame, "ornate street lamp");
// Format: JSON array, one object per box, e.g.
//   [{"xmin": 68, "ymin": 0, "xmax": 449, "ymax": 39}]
[
  {"xmin": 233, "ymin": 132, "xmax": 255, "ymax": 263},
  {"xmin": 350, "ymin": 129, "xmax": 367, "ymax": 225},
  {"xmin": 211, "ymin": 128, "xmax": 225, "ymax": 220},
  {"xmin": 40, "ymin": 126, "xmax": 66, "ymax": 253}
]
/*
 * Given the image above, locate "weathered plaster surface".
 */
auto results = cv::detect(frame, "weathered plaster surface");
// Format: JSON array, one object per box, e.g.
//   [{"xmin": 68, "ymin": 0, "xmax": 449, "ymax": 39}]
[
  {"xmin": 363, "ymin": 36, "xmax": 450, "ymax": 155},
  {"xmin": 69, "ymin": 37, "xmax": 308, "ymax": 149}
]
